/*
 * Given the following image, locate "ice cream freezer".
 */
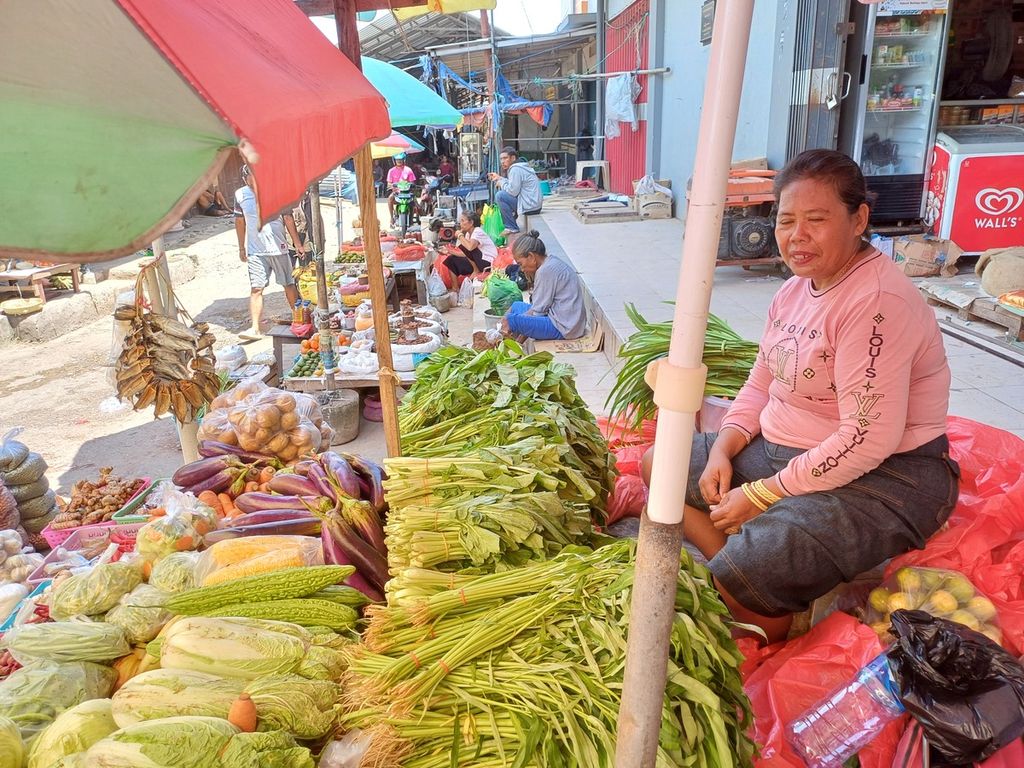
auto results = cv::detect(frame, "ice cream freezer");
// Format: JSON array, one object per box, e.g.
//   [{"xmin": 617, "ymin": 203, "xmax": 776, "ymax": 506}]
[{"xmin": 926, "ymin": 125, "xmax": 1024, "ymax": 255}]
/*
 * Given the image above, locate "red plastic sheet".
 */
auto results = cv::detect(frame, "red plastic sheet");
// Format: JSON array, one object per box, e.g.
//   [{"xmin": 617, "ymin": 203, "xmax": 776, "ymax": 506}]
[
  {"xmin": 598, "ymin": 415, "xmax": 657, "ymax": 523},
  {"xmin": 886, "ymin": 417, "xmax": 1024, "ymax": 655},
  {"xmin": 738, "ymin": 613, "xmax": 905, "ymax": 768}
]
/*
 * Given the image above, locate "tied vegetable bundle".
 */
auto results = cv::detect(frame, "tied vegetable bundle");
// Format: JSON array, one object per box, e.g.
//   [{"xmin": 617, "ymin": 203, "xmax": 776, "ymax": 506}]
[
  {"xmin": 606, "ymin": 304, "xmax": 759, "ymax": 428},
  {"xmin": 398, "ymin": 341, "xmax": 614, "ymax": 520},
  {"xmin": 341, "ymin": 540, "xmax": 755, "ymax": 768}
]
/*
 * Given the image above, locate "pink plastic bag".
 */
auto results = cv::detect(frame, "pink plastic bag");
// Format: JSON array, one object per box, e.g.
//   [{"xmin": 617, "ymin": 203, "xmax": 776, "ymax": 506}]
[
  {"xmin": 740, "ymin": 612, "xmax": 905, "ymax": 768},
  {"xmin": 606, "ymin": 475, "xmax": 647, "ymax": 525},
  {"xmin": 886, "ymin": 417, "xmax": 1024, "ymax": 654}
]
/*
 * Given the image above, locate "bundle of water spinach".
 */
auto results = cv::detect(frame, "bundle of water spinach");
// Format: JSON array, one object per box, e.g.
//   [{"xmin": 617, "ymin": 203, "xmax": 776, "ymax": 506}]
[{"xmin": 341, "ymin": 540, "xmax": 755, "ymax": 768}]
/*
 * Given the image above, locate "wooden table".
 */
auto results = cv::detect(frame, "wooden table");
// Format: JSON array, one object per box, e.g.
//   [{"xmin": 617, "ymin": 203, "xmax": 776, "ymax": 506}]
[
  {"xmin": 281, "ymin": 368, "xmax": 417, "ymax": 393},
  {"xmin": 0, "ymin": 263, "xmax": 80, "ymax": 303}
]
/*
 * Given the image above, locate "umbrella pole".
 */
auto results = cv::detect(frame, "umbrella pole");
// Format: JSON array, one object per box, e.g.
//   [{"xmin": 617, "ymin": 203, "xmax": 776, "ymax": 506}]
[
  {"xmin": 333, "ymin": 0, "xmax": 401, "ymax": 457},
  {"xmin": 613, "ymin": 1, "xmax": 754, "ymax": 766}
]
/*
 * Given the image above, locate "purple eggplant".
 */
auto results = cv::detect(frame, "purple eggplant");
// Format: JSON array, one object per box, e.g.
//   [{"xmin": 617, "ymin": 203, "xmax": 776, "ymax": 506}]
[
  {"xmin": 184, "ymin": 469, "xmax": 237, "ymax": 495},
  {"xmin": 321, "ymin": 453, "xmax": 362, "ymax": 499},
  {"xmin": 320, "ymin": 511, "xmax": 389, "ymax": 592},
  {"xmin": 234, "ymin": 492, "xmax": 330, "ymax": 514},
  {"xmin": 342, "ymin": 453, "xmax": 387, "ymax": 513},
  {"xmin": 307, "ymin": 463, "xmax": 337, "ymax": 502},
  {"xmin": 227, "ymin": 509, "xmax": 316, "ymax": 527},
  {"xmin": 173, "ymin": 457, "xmax": 231, "ymax": 487},
  {"xmin": 339, "ymin": 497, "xmax": 386, "ymax": 555},
  {"xmin": 292, "ymin": 460, "xmax": 317, "ymax": 477},
  {"xmin": 204, "ymin": 517, "xmax": 321, "ymax": 543},
  {"xmin": 322, "ymin": 533, "xmax": 384, "ymax": 601},
  {"xmin": 268, "ymin": 473, "xmax": 319, "ymax": 497},
  {"xmin": 198, "ymin": 440, "xmax": 276, "ymax": 464}
]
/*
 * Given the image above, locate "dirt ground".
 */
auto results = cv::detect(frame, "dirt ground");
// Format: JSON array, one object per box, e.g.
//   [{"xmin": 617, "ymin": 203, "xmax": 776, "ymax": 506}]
[{"xmin": 0, "ymin": 200, "xmax": 463, "ymax": 495}]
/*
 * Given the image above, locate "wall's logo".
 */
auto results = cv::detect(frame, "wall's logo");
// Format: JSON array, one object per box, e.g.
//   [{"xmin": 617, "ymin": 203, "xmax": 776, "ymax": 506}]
[{"xmin": 975, "ymin": 187, "xmax": 1024, "ymax": 217}]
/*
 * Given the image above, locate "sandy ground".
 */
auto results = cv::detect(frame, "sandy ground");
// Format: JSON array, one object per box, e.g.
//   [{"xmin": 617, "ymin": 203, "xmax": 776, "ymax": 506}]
[{"xmin": 0, "ymin": 200, "xmax": 469, "ymax": 495}]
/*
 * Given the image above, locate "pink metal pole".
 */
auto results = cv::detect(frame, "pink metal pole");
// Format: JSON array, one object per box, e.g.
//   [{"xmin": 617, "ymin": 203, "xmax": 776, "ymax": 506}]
[{"xmin": 615, "ymin": 0, "xmax": 755, "ymax": 764}]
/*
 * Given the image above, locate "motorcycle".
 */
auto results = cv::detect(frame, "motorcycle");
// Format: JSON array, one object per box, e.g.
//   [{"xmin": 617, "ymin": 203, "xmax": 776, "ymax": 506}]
[
  {"xmin": 393, "ymin": 180, "xmax": 418, "ymax": 236},
  {"xmin": 417, "ymin": 174, "xmax": 452, "ymax": 218}
]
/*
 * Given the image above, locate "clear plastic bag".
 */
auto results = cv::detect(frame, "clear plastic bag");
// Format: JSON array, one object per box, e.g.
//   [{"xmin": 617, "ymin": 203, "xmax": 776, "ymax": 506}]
[
  {"xmin": 106, "ymin": 290, "xmax": 135, "ymax": 391},
  {"xmin": 48, "ymin": 561, "xmax": 143, "ymax": 620},
  {"xmin": 427, "ymin": 268, "xmax": 448, "ymax": 298},
  {"xmin": 148, "ymin": 550, "xmax": 200, "ymax": 593},
  {"xmin": 194, "ymin": 535, "xmax": 323, "ymax": 586},
  {"xmin": 865, "ymin": 566, "xmax": 1001, "ymax": 644},
  {"xmin": 198, "ymin": 380, "xmax": 330, "ymax": 461},
  {"xmin": 105, "ymin": 584, "xmax": 172, "ymax": 644},
  {"xmin": 0, "ymin": 661, "xmax": 117, "ymax": 741},
  {"xmin": 135, "ymin": 513, "xmax": 201, "ymax": 565},
  {"xmin": 0, "ymin": 429, "xmax": 28, "ymax": 473}
]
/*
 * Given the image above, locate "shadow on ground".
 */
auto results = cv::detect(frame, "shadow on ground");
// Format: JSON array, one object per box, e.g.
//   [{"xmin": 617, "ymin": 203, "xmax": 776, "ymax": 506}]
[{"xmin": 57, "ymin": 418, "xmax": 184, "ymax": 494}]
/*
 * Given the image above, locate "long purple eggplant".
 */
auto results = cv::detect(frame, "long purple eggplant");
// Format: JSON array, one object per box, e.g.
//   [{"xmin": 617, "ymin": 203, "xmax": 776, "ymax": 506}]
[
  {"xmin": 321, "ymin": 530, "xmax": 384, "ymax": 601},
  {"xmin": 234, "ymin": 492, "xmax": 331, "ymax": 514},
  {"xmin": 198, "ymin": 440, "xmax": 277, "ymax": 464},
  {"xmin": 173, "ymin": 457, "xmax": 230, "ymax": 487},
  {"xmin": 307, "ymin": 463, "xmax": 337, "ymax": 502},
  {"xmin": 204, "ymin": 517, "xmax": 321, "ymax": 543},
  {"xmin": 321, "ymin": 453, "xmax": 362, "ymax": 499},
  {"xmin": 320, "ymin": 511, "xmax": 388, "ymax": 591},
  {"xmin": 342, "ymin": 453, "xmax": 387, "ymax": 513},
  {"xmin": 292, "ymin": 460, "xmax": 317, "ymax": 477},
  {"xmin": 268, "ymin": 473, "xmax": 319, "ymax": 497},
  {"xmin": 227, "ymin": 509, "xmax": 316, "ymax": 527},
  {"xmin": 184, "ymin": 469, "xmax": 237, "ymax": 495},
  {"xmin": 338, "ymin": 497, "xmax": 386, "ymax": 555}
]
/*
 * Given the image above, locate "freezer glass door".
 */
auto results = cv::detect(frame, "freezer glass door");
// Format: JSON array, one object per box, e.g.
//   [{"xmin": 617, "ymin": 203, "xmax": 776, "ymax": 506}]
[{"xmin": 861, "ymin": 7, "xmax": 947, "ymax": 178}]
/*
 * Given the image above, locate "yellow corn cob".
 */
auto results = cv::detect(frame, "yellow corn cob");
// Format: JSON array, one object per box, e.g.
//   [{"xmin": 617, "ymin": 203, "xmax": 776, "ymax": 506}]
[
  {"xmin": 204, "ymin": 535, "xmax": 318, "ymax": 568},
  {"xmin": 202, "ymin": 549, "xmax": 309, "ymax": 586}
]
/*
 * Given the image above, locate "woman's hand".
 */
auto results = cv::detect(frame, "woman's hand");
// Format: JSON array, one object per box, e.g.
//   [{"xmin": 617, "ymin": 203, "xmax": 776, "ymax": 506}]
[
  {"xmin": 709, "ymin": 488, "xmax": 762, "ymax": 535},
  {"xmin": 698, "ymin": 451, "xmax": 734, "ymax": 505}
]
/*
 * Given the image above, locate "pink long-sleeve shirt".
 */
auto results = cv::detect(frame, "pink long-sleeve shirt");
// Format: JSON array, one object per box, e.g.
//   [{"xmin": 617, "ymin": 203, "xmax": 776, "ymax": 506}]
[{"xmin": 720, "ymin": 249, "xmax": 950, "ymax": 496}]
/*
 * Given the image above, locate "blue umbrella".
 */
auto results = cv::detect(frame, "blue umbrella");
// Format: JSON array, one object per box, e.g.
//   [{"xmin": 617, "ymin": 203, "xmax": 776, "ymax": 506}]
[{"xmin": 361, "ymin": 57, "xmax": 462, "ymax": 129}]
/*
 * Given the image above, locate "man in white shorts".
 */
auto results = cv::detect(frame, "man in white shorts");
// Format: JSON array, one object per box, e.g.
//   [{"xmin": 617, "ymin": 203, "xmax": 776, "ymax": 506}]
[{"xmin": 234, "ymin": 165, "xmax": 303, "ymax": 340}]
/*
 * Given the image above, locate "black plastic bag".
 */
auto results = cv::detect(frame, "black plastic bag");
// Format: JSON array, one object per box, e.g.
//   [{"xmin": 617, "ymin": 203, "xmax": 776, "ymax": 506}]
[{"xmin": 887, "ymin": 609, "xmax": 1024, "ymax": 766}]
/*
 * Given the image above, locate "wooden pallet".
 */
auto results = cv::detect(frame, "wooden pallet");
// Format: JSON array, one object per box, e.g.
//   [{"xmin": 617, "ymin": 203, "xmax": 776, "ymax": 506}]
[
  {"xmin": 922, "ymin": 288, "xmax": 1024, "ymax": 342},
  {"xmin": 571, "ymin": 200, "xmax": 642, "ymax": 225}
]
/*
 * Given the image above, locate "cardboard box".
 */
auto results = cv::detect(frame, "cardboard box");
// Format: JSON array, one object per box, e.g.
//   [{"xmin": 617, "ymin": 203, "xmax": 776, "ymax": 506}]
[
  {"xmin": 632, "ymin": 178, "xmax": 673, "ymax": 220},
  {"xmin": 891, "ymin": 234, "xmax": 963, "ymax": 278}
]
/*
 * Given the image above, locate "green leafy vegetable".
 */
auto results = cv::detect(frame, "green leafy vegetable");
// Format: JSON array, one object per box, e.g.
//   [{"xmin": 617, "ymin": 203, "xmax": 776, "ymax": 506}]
[
  {"xmin": 0, "ymin": 716, "xmax": 23, "ymax": 768},
  {"xmin": 0, "ymin": 661, "xmax": 117, "ymax": 741},
  {"xmin": 606, "ymin": 304, "xmax": 759, "ymax": 427},
  {"xmin": 48, "ymin": 561, "xmax": 142, "ymax": 620},
  {"xmin": 27, "ymin": 698, "xmax": 118, "ymax": 768}
]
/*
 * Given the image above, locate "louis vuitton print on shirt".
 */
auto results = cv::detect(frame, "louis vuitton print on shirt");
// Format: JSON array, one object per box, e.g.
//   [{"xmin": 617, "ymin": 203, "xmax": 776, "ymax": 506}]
[{"xmin": 719, "ymin": 250, "xmax": 951, "ymax": 496}]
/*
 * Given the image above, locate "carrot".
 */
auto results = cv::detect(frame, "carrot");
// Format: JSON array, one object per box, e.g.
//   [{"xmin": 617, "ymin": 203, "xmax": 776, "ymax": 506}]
[
  {"xmin": 218, "ymin": 493, "xmax": 237, "ymax": 518},
  {"xmin": 257, "ymin": 482, "xmax": 270, "ymax": 493},
  {"xmin": 198, "ymin": 491, "xmax": 223, "ymax": 515},
  {"xmin": 258, "ymin": 466, "xmax": 276, "ymax": 484},
  {"xmin": 244, "ymin": 481, "xmax": 259, "ymax": 494},
  {"xmin": 148, "ymin": 506, "xmax": 166, "ymax": 518}
]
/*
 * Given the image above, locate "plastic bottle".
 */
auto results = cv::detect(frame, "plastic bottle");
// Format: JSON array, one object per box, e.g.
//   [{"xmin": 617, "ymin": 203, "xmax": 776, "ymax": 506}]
[
  {"xmin": 292, "ymin": 299, "xmax": 303, "ymax": 324},
  {"xmin": 786, "ymin": 653, "xmax": 904, "ymax": 768}
]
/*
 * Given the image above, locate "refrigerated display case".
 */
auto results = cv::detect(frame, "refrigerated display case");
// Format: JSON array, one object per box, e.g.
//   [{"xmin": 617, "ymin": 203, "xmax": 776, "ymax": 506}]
[
  {"xmin": 838, "ymin": 1, "xmax": 951, "ymax": 223},
  {"xmin": 926, "ymin": 125, "xmax": 1024, "ymax": 254}
]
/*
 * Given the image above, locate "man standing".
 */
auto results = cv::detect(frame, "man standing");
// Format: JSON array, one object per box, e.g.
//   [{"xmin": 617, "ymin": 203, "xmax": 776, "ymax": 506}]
[
  {"xmin": 387, "ymin": 153, "xmax": 418, "ymax": 225},
  {"xmin": 488, "ymin": 146, "xmax": 543, "ymax": 237},
  {"xmin": 234, "ymin": 164, "xmax": 302, "ymax": 341}
]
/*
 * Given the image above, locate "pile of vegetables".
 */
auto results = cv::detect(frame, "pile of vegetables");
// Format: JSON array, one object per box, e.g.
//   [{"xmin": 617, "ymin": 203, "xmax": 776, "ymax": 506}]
[
  {"xmin": 0, "ymin": 429, "xmax": 58, "ymax": 542},
  {"xmin": 343, "ymin": 540, "xmax": 755, "ymax": 768},
  {"xmin": 48, "ymin": 467, "xmax": 146, "ymax": 531},
  {"xmin": 286, "ymin": 350, "xmax": 323, "ymax": 379},
  {"xmin": 606, "ymin": 304, "xmax": 759, "ymax": 428}
]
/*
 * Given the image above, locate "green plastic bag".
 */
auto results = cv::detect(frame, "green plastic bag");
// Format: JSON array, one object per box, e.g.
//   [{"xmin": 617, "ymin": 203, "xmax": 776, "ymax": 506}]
[
  {"xmin": 484, "ymin": 271, "xmax": 522, "ymax": 316},
  {"xmin": 481, "ymin": 203, "xmax": 506, "ymax": 247}
]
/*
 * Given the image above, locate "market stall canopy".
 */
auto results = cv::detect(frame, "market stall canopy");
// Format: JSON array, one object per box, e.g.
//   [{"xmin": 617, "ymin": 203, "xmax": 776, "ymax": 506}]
[
  {"xmin": 362, "ymin": 57, "xmax": 463, "ymax": 129},
  {"xmin": 392, "ymin": 0, "xmax": 496, "ymax": 20},
  {"xmin": 0, "ymin": 0, "xmax": 390, "ymax": 262},
  {"xmin": 371, "ymin": 132, "xmax": 426, "ymax": 159}
]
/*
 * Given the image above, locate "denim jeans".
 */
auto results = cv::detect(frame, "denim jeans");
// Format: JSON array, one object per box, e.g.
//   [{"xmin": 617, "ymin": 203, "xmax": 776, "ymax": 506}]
[
  {"xmin": 496, "ymin": 190, "xmax": 519, "ymax": 232},
  {"xmin": 505, "ymin": 301, "xmax": 563, "ymax": 340}
]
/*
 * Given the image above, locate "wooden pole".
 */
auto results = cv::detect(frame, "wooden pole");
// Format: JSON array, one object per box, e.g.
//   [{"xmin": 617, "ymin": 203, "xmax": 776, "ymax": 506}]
[{"xmin": 333, "ymin": 0, "xmax": 401, "ymax": 457}]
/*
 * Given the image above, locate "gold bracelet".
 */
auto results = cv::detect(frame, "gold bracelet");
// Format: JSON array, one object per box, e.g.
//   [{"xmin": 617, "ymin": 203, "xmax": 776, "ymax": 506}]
[
  {"xmin": 751, "ymin": 479, "xmax": 783, "ymax": 506},
  {"xmin": 744, "ymin": 482, "xmax": 775, "ymax": 509},
  {"xmin": 740, "ymin": 483, "xmax": 769, "ymax": 512}
]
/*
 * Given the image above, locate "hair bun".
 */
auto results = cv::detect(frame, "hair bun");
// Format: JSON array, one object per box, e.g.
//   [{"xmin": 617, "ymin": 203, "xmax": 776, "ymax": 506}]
[{"xmin": 527, "ymin": 229, "xmax": 540, "ymax": 238}]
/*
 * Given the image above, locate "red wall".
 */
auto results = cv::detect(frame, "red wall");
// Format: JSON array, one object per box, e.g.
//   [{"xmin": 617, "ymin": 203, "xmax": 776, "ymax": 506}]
[{"xmin": 604, "ymin": 0, "xmax": 649, "ymax": 194}]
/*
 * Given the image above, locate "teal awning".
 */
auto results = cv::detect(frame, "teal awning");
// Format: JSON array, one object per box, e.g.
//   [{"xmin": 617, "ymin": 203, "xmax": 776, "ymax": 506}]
[{"xmin": 362, "ymin": 57, "xmax": 462, "ymax": 130}]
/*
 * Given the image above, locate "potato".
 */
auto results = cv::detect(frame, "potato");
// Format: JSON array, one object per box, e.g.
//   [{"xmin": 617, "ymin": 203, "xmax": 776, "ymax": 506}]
[
  {"xmin": 266, "ymin": 433, "xmax": 291, "ymax": 455},
  {"xmin": 255, "ymin": 406, "xmax": 281, "ymax": 429},
  {"xmin": 274, "ymin": 393, "xmax": 297, "ymax": 413},
  {"xmin": 280, "ymin": 411, "xmax": 300, "ymax": 431}
]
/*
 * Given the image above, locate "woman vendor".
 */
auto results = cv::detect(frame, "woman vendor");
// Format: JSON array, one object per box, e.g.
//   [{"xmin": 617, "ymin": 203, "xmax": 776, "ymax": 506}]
[
  {"xmin": 445, "ymin": 210, "xmax": 498, "ymax": 281},
  {"xmin": 501, "ymin": 231, "xmax": 587, "ymax": 341},
  {"xmin": 644, "ymin": 149, "xmax": 959, "ymax": 642}
]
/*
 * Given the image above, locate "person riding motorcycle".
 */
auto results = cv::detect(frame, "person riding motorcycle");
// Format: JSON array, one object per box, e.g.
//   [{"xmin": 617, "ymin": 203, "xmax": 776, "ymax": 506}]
[{"xmin": 387, "ymin": 153, "xmax": 418, "ymax": 225}]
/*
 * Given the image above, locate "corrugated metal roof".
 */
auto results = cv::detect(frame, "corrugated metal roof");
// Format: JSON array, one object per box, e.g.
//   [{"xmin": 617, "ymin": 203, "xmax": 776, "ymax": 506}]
[{"xmin": 355, "ymin": 11, "xmax": 510, "ymax": 68}]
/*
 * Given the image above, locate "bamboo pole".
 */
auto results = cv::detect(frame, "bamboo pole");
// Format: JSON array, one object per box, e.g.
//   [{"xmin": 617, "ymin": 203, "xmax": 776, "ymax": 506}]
[
  {"xmin": 614, "ymin": 0, "xmax": 754, "ymax": 765},
  {"xmin": 333, "ymin": 0, "xmax": 401, "ymax": 457}
]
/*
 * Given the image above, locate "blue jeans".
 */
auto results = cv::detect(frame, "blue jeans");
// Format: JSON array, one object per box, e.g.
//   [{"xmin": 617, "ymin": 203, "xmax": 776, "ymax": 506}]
[
  {"xmin": 496, "ymin": 190, "xmax": 519, "ymax": 232},
  {"xmin": 505, "ymin": 301, "xmax": 563, "ymax": 340}
]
